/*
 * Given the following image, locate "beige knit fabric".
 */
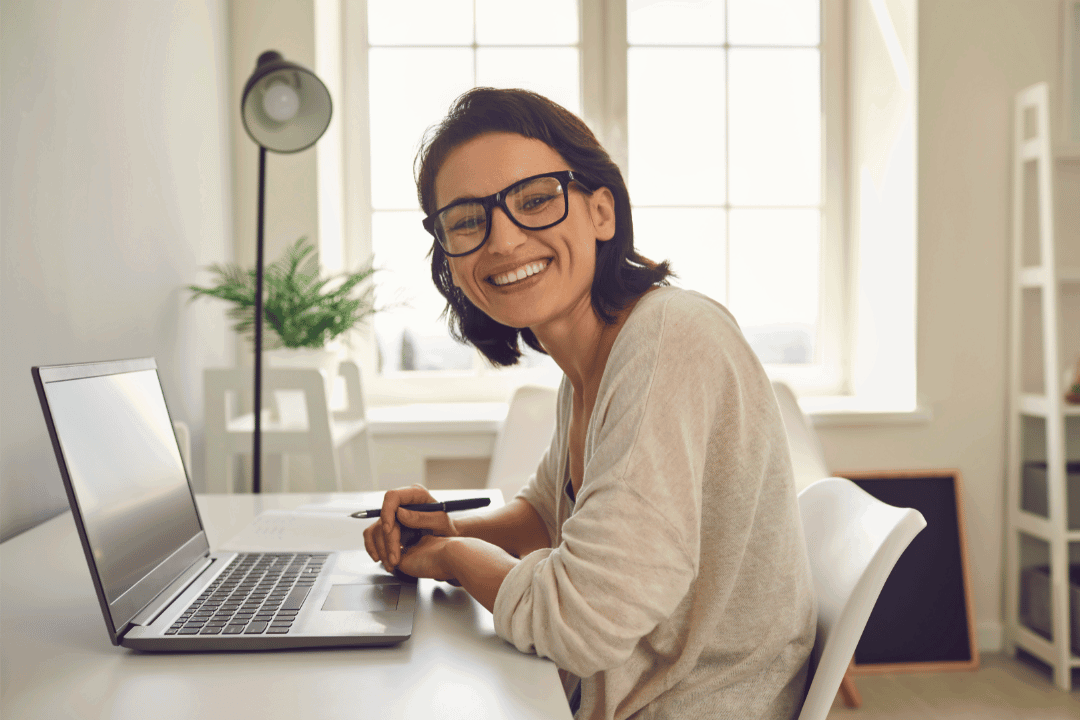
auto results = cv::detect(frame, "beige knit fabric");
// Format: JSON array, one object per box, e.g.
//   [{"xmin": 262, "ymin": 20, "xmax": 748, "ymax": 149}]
[{"xmin": 493, "ymin": 287, "xmax": 816, "ymax": 720}]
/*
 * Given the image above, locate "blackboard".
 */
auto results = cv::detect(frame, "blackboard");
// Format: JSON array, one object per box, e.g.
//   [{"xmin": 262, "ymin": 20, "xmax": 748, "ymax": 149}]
[{"xmin": 837, "ymin": 469, "xmax": 980, "ymax": 673}]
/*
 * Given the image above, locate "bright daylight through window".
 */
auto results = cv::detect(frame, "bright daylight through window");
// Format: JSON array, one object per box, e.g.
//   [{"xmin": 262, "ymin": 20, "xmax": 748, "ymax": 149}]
[{"xmin": 362, "ymin": 0, "xmax": 832, "ymax": 389}]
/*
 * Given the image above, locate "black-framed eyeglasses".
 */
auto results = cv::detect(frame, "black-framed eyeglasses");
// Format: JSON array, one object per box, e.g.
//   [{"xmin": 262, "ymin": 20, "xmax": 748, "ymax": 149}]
[{"xmin": 422, "ymin": 170, "xmax": 593, "ymax": 257}]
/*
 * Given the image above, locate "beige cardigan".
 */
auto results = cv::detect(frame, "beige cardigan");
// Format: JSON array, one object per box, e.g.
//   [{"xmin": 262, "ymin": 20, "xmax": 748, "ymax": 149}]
[{"xmin": 493, "ymin": 287, "xmax": 816, "ymax": 720}]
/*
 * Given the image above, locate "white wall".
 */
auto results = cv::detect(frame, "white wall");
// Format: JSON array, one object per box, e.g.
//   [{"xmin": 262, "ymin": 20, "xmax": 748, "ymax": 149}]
[
  {"xmin": 0, "ymin": 0, "xmax": 235, "ymax": 540},
  {"xmin": 818, "ymin": 0, "xmax": 1065, "ymax": 651},
  {"xmin": 227, "ymin": 0, "xmax": 325, "ymax": 292}
]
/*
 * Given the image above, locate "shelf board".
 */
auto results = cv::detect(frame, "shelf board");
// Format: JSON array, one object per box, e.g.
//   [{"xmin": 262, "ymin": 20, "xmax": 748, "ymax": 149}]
[
  {"xmin": 1018, "ymin": 393, "xmax": 1080, "ymax": 417},
  {"xmin": 1018, "ymin": 266, "xmax": 1080, "ymax": 286},
  {"xmin": 1012, "ymin": 624, "xmax": 1080, "ymax": 666},
  {"xmin": 1016, "ymin": 509, "xmax": 1051, "ymax": 539}
]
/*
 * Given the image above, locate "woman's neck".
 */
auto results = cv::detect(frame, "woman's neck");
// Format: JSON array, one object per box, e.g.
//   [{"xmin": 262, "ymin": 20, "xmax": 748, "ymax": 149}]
[{"xmin": 533, "ymin": 294, "xmax": 640, "ymax": 398}]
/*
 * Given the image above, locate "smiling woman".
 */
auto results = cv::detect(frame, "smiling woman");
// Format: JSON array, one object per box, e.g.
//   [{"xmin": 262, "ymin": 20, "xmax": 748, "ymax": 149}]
[
  {"xmin": 363, "ymin": 88, "xmax": 816, "ymax": 720},
  {"xmin": 416, "ymin": 88, "xmax": 670, "ymax": 367}
]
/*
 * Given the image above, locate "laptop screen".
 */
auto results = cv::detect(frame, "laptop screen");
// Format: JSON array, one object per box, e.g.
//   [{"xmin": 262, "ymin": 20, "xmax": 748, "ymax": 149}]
[{"xmin": 36, "ymin": 360, "xmax": 208, "ymax": 634}]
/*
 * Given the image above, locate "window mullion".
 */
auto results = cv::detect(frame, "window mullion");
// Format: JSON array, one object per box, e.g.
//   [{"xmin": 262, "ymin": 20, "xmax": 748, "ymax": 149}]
[{"xmin": 583, "ymin": 0, "xmax": 628, "ymax": 174}]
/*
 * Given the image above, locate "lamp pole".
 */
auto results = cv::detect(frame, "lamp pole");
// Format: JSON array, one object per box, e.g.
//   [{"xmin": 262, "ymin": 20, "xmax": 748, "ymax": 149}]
[
  {"xmin": 252, "ymin": 145, "xmax": 267, "ymax": 493},
  {"xmin": 240, "ymin": 50, "xmax": 332, "ymax": 494}
]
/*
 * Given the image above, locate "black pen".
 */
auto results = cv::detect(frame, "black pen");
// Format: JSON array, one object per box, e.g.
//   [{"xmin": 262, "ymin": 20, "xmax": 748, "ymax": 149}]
[{"xmin": 350, "ymin": 497, "xmax": 491, "ymax": 519}]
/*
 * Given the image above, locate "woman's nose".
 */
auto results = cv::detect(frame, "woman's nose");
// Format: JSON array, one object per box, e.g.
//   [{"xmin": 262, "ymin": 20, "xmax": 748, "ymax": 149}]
[{"xmin": 485, "ymin": 206, "xmax": 527, "ymax": 255}]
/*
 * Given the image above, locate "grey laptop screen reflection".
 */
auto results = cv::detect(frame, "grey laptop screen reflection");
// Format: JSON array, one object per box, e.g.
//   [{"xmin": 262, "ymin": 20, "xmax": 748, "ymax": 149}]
[{"xmin": 43, "ymin": 370, "xmax": 201, "ymax": 604}]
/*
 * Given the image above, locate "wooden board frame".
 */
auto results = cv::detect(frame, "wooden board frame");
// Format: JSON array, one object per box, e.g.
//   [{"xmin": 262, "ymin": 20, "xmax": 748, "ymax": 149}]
[{"xmin": 836, "ymin": 469, "xmax": 980, "ymax": 674}]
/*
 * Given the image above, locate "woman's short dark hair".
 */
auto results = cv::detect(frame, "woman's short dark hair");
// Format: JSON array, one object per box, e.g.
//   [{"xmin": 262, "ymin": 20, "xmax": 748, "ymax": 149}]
[{"xmin": 415, "ymin": 87, "xmax": 672, "ymax": 367}]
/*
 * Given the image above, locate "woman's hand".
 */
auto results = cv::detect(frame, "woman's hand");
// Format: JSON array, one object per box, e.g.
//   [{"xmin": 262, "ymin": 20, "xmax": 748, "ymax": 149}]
[
  {"xmin": 362, "ymin": 485, "xmax": 461, "ymax": 570},
  {"xmin": 395, "ymin": 534, "xmax": 458, "ymax": 583}
]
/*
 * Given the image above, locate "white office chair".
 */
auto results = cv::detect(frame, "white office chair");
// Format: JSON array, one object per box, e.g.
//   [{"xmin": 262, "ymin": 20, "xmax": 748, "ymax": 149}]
[
  {"xmin": 772, "ymin": 380, "xmax": 830, "ymax": 494},
  {"xmin": 204, "ymin": 360, "xmax": 376, "ymax": 493},
  {"xmin": 795, "ymin": 477, "xmax": 927, "ymax": 720},
  {"xmin": 173, "ymin": 420, "xmax": 192, "ymax": 474},
  {"xmin": 485, "ymin": 384, "xmax": 558, "ymax": 502}
]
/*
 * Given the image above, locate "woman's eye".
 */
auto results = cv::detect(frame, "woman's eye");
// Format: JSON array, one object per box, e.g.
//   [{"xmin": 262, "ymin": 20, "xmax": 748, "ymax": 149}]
[
  {"xmin": 450, "ymin": 215, "xmax": 485, "ymax": 233},
  {"xmin": 520, "ymin": 193, "xmax": 557, "ymax": 211}
]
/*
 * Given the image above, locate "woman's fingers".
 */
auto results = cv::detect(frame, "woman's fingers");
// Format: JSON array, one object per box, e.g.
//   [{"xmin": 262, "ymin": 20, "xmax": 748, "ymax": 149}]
[
  {"xmin": 395, "ymin": 507, "xmax": 448, "ymax": 531},
  {"xmin": 364, "ymin": 486, "xmax": 457, "ymax": 569},
  {"xmin": 377, "ymin": 485, "xmax": 435, "ymax": 567}
]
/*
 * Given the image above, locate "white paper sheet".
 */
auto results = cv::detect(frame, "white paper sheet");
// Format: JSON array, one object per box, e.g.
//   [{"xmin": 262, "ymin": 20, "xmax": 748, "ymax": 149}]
[{"xmin": 221, "ymin": 509, "xmax": 367, "ymax": 552}]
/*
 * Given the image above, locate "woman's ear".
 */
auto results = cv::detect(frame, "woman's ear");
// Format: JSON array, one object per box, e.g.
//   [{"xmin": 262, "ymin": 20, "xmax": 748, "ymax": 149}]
[{"xmin": 589, "ymin": 187, "xmax": 617, "ymax": 242}]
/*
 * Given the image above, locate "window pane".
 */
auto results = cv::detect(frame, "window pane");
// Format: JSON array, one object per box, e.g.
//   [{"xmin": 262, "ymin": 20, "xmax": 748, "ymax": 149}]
[
  {"xmin": 632, "ymin": 208, "xmax": 727, "ymax": 302},
  {"xmin": 368, "ymin": 0, "xmax": 473, "ymax": 46},
  {"xmin": 476, "ymin": 0, "xmax": 578, "ymax": 45},
  {"xmin": 628, "ymin": 48, "xmax": 725, "ymax": 205},
  {"xmin": 476, "ymin": 48, "xmax": 581, "ymax": 115},
  {"xmin": 372, "ymin": 210, "xmax": 474, "ymax": 372},
  {"xmin": 727, "ymin": 208, "xmax": 819, "ymax": 364},
  {"xmin": 728, "ymin": 48, "xmax": 819, "ymax": 206},
  {"xmin": 727, "ymin": 0, "xmax": 819, "ymax": 46},
  {"xmin": 369, "ymin": 48, "xmax": 473, "ymax": 210},
  {"xmin": 628, "ymin": 0, "xmax": 725, "ymax": 45}
]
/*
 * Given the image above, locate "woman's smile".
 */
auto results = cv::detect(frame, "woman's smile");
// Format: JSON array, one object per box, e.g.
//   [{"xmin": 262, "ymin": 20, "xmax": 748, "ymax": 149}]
[{"xmin": 488, "ymin": 259, "xmax": 551, "ymax": 287}]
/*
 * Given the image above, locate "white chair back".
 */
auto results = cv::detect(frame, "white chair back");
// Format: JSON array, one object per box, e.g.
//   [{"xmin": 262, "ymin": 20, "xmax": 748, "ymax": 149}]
[
  {"xmin": 486, "ymin": 385, "xmax": 558, "ymax": 501},
  {"xmin": 204, "ymin": 361, "xmax": 375, "ymax": 493},
  {"xmin": 772, "ymin": 381, "xmax": 829, "ymax": 493},
  {"xmin": 796, "ymin": 477, "xmax": 926, "ymax": 720}
]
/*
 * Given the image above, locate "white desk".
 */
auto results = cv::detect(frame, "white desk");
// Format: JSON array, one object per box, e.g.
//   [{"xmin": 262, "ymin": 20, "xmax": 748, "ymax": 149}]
[{"xmin": 0, "ymin": 491, "xmax": 572, "ymax": 720}]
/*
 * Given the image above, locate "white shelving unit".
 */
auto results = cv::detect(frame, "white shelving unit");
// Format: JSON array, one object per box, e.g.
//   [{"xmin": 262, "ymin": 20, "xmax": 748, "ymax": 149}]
[{"xmin": 1004, "ymin": 81, "xmax": 1080, "ymax": 691}]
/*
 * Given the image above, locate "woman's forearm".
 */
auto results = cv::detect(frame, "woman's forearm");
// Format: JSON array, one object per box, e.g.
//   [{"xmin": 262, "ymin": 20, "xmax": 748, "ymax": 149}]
[
  {"xmin": 453, "ymin": 497, "xmax": 551, "ymax": 558},
  {"xmin": 441, "ymin": 536, "xmax": 519, "ymax": 613}
]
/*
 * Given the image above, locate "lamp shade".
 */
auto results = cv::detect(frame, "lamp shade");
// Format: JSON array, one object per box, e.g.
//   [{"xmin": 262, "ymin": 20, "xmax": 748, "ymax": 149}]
[{"xmin": 241, "ymin": 50, "xmax": 332, "ymax": 153}]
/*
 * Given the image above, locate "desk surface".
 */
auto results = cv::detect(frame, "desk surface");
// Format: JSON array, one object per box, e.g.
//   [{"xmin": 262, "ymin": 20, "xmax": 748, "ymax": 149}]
[{"xmin": 0, "ymin": 491, "xmax": 571, "ymax": 720}]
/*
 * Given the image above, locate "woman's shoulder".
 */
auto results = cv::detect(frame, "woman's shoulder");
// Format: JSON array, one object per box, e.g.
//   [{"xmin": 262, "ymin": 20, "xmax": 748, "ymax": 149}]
[{"xmin": 626, "ymin": 286, "xmax": 742, "ymax": 343}]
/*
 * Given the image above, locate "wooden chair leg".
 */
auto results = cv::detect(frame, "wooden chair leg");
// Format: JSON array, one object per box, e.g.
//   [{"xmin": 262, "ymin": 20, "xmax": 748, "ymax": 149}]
[{"xmin": 839, "ymin": 660, "xmax": 862, "ymax": 708}]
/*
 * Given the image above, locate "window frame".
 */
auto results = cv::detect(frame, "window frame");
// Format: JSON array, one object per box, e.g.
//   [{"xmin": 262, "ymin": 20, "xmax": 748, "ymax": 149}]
[{"xmin": 343, "ymin": 0, "xmax": 851, "ymax": 404}]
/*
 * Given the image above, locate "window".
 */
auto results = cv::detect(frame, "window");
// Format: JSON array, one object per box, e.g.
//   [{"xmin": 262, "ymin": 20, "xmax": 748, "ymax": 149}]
[{"xmin": 349, "ymin": 0, "xmax": 845, "ymax": 400}]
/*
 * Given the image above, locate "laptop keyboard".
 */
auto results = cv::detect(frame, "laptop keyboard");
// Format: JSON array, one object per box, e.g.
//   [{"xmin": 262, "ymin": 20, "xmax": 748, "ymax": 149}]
[{"xmin": 166, "ymin": 553, "xmax": 328, "ymax": 636}]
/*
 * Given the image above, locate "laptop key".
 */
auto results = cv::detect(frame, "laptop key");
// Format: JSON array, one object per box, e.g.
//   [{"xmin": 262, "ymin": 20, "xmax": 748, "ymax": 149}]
[
  {"xmin": 200, "ymin": 626, "xmax": 223, "ymax": 635},
  {"xmin": 281, "ymin": 585, "xmax": 310, "ymax": 610},
  {"xmin": 223, "ymin": 625, "xmax": 247, "ymax": 634},
  {"xmin": 267, "ymin": 626, "xmax": 291, "ymax": 634},
  {"xmin": 244, "ymin": 621, "xmax": 268, "ymax": 634}
]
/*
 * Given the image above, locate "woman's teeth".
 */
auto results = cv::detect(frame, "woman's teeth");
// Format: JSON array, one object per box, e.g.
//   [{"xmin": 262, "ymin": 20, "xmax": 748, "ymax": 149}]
[{"xmin": 491, "ymin": 260, "xmax": 548, "ymax": 286}]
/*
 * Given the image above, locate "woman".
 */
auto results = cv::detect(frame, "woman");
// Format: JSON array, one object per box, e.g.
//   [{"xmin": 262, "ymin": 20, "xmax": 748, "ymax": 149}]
[{"xmin": 364, "ymin": 87, "xmax": 816, "ymax": 720}]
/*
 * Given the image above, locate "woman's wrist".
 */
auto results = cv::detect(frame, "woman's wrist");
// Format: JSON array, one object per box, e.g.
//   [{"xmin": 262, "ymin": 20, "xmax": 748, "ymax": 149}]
[{"xmin": 439, "ymin": 536, "xmax": 518, "ymax": 613}]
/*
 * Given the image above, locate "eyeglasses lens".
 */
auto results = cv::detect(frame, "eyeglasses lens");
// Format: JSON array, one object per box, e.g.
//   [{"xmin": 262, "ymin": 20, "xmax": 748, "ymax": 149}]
[{"xmin": 437, "ymin": 176, "xmax": 567, "ymax": 255}]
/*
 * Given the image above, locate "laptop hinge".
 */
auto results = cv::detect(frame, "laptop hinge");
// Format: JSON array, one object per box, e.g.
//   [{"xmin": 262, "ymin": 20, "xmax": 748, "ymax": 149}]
[{"xmin": 131, "ymin": 555, "xmax": 217, "ymax": 627}]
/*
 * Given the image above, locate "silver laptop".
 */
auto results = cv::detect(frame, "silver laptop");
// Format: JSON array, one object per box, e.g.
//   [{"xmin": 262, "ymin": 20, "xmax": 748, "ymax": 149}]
[{"xmin": 32, "ymin": 357, "xmax": 415, "ymax": 651}]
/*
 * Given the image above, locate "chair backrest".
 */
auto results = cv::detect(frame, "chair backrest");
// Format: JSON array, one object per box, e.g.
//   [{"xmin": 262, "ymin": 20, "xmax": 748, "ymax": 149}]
[
  {"xmin": 203, "ymin": 367, "xmax": 339, "ymax": 493},
  {"xmin": 772, "ymin": 380, "xmax": 830, "ymax": 493},
  {"xmin": 486, "ymin": 385, "xmax": 558, "ymax": 501},
  {"xmin": 796, "ymin": 477, "xmax": 926, "ymax": 720}
]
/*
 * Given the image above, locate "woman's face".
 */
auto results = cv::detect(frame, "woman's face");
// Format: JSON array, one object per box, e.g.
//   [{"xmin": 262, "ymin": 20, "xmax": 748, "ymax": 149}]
[{"xmin": 434, "ymin": 132, "xmax": 616, "ymax": 332}]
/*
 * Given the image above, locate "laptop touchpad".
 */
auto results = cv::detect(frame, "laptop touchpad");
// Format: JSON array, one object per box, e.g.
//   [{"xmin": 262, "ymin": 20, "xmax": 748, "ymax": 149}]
[{"xmin": 322, "ymin": 583, "xmax": 400, "ymax": 612}]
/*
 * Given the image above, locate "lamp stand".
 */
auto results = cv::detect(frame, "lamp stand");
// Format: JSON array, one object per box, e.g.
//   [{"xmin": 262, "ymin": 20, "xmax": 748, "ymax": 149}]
[{"xmin": 252, "ymin": 145, "xmax": 267, "ymax": 494}]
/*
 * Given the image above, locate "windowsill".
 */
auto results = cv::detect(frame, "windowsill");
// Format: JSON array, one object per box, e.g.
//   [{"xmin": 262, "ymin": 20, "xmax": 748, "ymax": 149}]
[
  {"xmin": 365, "ymin": 402, "xmax": 508, "ymax": 436},
  {"xmin": 799, "ymin": 395, "xmax": 933, "ymax": 427},
  {"xmin": 362, "ymin": 395, "xmax": 933, "ymax": 436}
]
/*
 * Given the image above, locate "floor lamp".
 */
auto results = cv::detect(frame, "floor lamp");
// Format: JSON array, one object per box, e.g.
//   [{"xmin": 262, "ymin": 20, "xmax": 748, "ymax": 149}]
[{"xmin": 240, "ymin": 50, "xmax": 332, "ymax": 493}]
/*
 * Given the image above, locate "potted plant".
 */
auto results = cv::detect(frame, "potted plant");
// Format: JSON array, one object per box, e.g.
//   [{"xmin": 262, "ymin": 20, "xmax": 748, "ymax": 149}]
[{"xmin": 188, "ymin": 237, "xmax": 378, "ymax": 383}]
